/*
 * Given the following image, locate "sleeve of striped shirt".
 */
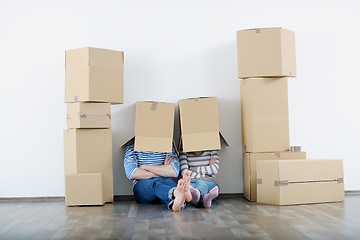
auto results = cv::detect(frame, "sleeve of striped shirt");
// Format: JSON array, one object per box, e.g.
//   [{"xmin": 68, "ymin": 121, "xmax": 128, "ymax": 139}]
[
  {"xmin": 123, "ymin": 140, "xmax": 138, "ymax": 180},
  {"xmin": 179, "ymin": 152, "xmax": 200, "ymax": 178},
  {"xmin": 197, "ymin": 150, "xmax": 220, "ymax": 176}
]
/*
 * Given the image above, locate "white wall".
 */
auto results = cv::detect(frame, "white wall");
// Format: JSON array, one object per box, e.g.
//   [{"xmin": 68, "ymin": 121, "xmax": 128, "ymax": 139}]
[{"xmin": 0, "ymin": 0, "xmax": 359, "ymax": 197}]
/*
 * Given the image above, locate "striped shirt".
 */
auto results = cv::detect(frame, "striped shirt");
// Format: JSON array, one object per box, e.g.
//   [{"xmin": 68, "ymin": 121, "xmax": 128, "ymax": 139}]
[
  {"xmin": 179, "ymin": 150, "xmax": 220, "ymax": 180},
  {"xmin": 124, "ymin": 139, "xmax": 180, "ymax": 186}
]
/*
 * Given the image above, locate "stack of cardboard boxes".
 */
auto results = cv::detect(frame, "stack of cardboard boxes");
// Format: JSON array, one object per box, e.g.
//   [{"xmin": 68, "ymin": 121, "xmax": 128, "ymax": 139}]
[
  {"xmin": 237, "ymin": 27, "xmax": 344, "ymax": 205},
  {"xmin": 63, "ymin": 47, "xmax": 124, "ymax": 206}
]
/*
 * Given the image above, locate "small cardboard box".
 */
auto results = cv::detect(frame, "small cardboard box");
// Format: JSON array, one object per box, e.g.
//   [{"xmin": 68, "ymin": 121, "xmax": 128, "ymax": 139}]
[
  {"xmin": 67, "ymin": 102, "xmax": 111, "ymax": 129},
  {"xmin": 65, "ymin": 173, "xmax": 105, "ymax": 206},
  {"xmin": 134, "ymin": 101, "xmax": 175, "ymax": 153},
  {"xmin": 237, "ymin": 27, "xmax": 296, "ymax": 79},
  {"xmin": 256, "ymin": 159, "xmax": 344, "ymax": 205},
  {"xmin": 65, "ymin": 47, "xmax": 124, "ymax": 104},
  {"xmin": 243, "ymin": 151, "xmax": 306, "ymax": 202},
  {"xmin": 64, "ymin": 128, "xmax": 113, "ymax": 203},
  {"xmin": 241, "ymin": 77, "xmax": 290, "ymax": 153},
  {"xmin": 178, "ymin": 97, "xmax": 228, "ymax": 152}
]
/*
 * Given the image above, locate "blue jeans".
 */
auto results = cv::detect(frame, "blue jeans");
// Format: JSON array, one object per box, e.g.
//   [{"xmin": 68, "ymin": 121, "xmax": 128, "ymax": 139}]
[
  {"xmin": 190, "ymin": 179, "xmax": 218, "ymax": 207},
  {"xmin": 133, "ymin": 177, "xmax": 177, "ymax": 208},
  {"xmin": 190, "ymin": 179, "xmax": 218, "ymax": 196}
]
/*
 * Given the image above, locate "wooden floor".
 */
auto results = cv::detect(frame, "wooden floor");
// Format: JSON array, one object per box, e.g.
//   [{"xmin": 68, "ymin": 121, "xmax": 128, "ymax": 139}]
[{"xmin": 1, "ymin": 194, "xmax": 360, "ymax": 240}]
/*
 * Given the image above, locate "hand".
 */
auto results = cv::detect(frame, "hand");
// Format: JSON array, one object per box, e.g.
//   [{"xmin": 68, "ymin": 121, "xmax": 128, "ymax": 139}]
[
  {"xmin": 164, "ymin": 156, "xmax": 174, "ymax": 165},
  {"xmin": 209, "ymin": 156, "xmax": 216, "ymax": 165}
]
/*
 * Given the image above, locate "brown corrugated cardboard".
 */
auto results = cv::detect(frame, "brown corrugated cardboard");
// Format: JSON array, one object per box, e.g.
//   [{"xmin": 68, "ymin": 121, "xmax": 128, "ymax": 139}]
[
  {"xmin": 64, "ymin": 128, "xmax": 113, "ymax": 203},
  {"xmin": 65, "ymin": 47, "xmax": 124, "ymax": 104},
  {"xmin": 240, "ymin": 77, "xmax": 290, "ymax": 153},
  {"xmin": 134, "ymin": 101, "xmax": 175, "ymax": 153},
  {"xmin": 65, "ymin": 173, "xmax": 105, "ymax": 206},
  {"xmin": 67, "ymin": 102, "xmax": 111, "ymax": 129},
  {"xmin": 256, "ymin": 159, "xmax": 344, "ymax": 205},
  {"xmin": 178, "ymin": 97, "xmax": 229, "ymax": 152},
  {"xmin": 237, "ymin": 27, "xmax": 296, "ymax": 79},
  {"xmin": 243, "ymin": 151, "xmax": 306, "ymax": 202}
]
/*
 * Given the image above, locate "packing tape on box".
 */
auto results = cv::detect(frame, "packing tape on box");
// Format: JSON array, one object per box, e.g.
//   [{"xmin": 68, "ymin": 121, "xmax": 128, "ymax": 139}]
[
  {"xmin": 275, "ymin": 180, "xmax": 289, "ymax": 186},
  {"xmin": 78, "ymin": 113, "xmax": 111, "ymax": 119},
  {"xmin": 151, "ymin": 102, "xmax": 158, "ymax": 111},
  {"xmin": 337, "ymin": 178, "xmax": 344, "ymax": 183},
  {"xmin": 290, "ymin": 146, "xmax": 301, "ymax": 152},
  {"xmin": 256, "ymin": 178, "xmax": 262, "ymax": 184}
]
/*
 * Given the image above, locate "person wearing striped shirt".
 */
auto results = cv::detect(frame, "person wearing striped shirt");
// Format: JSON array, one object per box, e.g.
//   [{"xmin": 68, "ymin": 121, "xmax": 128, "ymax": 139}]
[
  {"xmin": 124, "ymin": 138, "xmax": 191, "ymax": 212},
  {"xmin": 179, "ymin": 150, "xmax": 220, "ymax": 208}
]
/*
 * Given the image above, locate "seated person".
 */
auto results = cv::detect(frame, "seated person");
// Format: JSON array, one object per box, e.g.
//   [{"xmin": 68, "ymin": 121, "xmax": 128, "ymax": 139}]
[
  {"xmin": 179, "ymin": 150, "xmax": 220, "ymax": 208},
  {"xmin": 124, "ymin": 138, "xmax": 191, "ymax": 211}
]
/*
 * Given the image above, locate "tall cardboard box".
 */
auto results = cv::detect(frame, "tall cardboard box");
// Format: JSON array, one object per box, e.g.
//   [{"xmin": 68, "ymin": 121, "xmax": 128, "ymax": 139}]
[
  {"xmin": 67, "ymin": 102, "xmax": 111, "ymax": 129},
  {"xmin": 65, "ymin": 173, "xmax": 105, "ymax": 206},
  {"xmin": 134, "ymin": 101, "xmax": 175, "ymax": 153},
  {"xmin": 243, "ymin": 151, "xmax": 306, "ymax": 202},
  {"xmin": 241, "ymin": 77, "xmax": 290, "ymax": 153},
  {"xmin": 65, "ymin": 47, "xmax": 124, "ymax": 104},
  {"xmin": 64, "ymin": 128, "xmax": 114, "ymax": 203},
  {"xmin": 256, "ymin": 159, "xmax": 344, "ymax": 205},
  {"xmin": 237, "ymin": 27, "xmax": 296, "ymax": 79},
  {"xmin": 178, "ymin": 97, "xmax": 228, "ymax": 152}
]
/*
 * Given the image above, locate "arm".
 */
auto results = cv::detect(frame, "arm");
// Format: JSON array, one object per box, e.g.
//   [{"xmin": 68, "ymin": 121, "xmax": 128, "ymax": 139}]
[
  {"xmin": 180, "ymin": 152, "xmax": 198, "ymax": 178},
  {"xmin": 140, "ymin": 155, "xmax": 177, "ymax": 177},
  {"xmin": 192, "ymin": 150, "xmax": 220, "ymax": 176},
  {"xmin": 123, "ymin": 140, "xmax": 159, "ymax": 180},
  {"xmin": 140, "ymin": 144, "xmax": 180, "ymax": 178}
]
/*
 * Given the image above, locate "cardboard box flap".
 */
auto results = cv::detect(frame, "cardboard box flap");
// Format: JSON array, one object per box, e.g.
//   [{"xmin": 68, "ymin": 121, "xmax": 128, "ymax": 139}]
[
  {"xmin": 219, "ymin": 132, "xmax": 230, "ymax": 148},
  {"xmin": 135, "ymin": 136, "xmax": 173, "ymax": 153},
  {"xmin": 178, "ymin": 131, "xmax": 229, "ymax": 152},
  {"xmin": 181, "ymin": 132, "xmax": 220, "ymax": 152},
  {"xmin": 277, "ymin": 159, "xmax": 343, "ymax": 183}
]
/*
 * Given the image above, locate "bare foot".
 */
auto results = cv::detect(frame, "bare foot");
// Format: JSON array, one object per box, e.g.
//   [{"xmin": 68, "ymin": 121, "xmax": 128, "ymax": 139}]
[
  {"xmin": 172, "ymin": 179, "xmax": 186, "ymax": 212},
  {"xmin": 183, "ymin": 170, "xmax": 192, "ymax": 202}
]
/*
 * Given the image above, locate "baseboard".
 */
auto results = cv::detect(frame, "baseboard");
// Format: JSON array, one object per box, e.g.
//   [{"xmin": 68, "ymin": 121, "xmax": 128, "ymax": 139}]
[
  {"xmin": 0, "ymin": 191, "xmax": 358, "ymax": 202},
  {"xmin": 0, "ymin": 196, "xmax": 65, "ymax": 202}
]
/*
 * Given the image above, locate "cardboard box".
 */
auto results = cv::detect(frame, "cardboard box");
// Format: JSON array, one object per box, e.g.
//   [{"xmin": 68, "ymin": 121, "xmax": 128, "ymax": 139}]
[
  {"xmin": 65, "ymin": 173, "xmax": 105, "ymax": 206},
  {"xmin": 134, "ymin": 101, "xmax": 175, "ymax": 153},
  {"xmin": 67, "ymin": 102, "xmax": 111, "ymax": 129},
  {"xmin": 237, "ymin": 27, "xmax": 296, "ymax": 79},
  {"xmin": 178, "ymin": 97, "xmax": 228, "ymax": 152},
  {"xmin": 65, "ymin": 47, "xmax": 124, "ymax": 104},
  {"xmin": 241, "ymin": 77, "xmax": 290, "ymax": 153},
  {"xmin": 243, "ymin": 151, "xmax": 306, "ymax": 202},
  {"xmin": 256, "ymin": 159, "xmax": 344, "ymax": 205},
  {"xmin": 64, "ymin": 128, "xmax": 113, "ymax": 203}
]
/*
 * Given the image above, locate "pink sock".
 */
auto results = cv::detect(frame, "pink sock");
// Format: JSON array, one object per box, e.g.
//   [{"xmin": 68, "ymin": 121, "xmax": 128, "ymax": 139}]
[
  {"xmin": 190, "ymin": 186, "xmax": 201, "ymax": 204},
  {"xmin": 203, "ymin": 186, "xmax": 219, "ymax": 208}
]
